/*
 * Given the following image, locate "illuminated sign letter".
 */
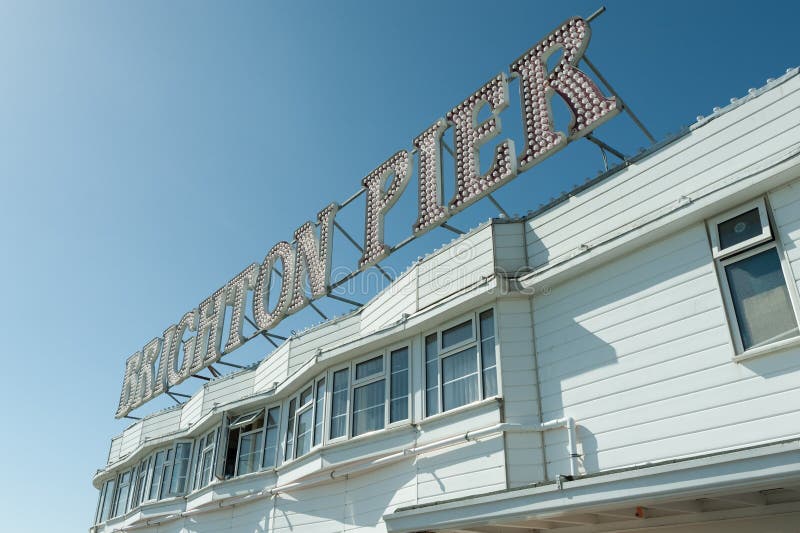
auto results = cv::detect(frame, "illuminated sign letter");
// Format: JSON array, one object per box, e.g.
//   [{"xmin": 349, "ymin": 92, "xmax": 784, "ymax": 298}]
[
  {"xmin": 412, "ymin": 119, "xmax": 449, "ymax": 236},
  {"xmin": 138, "ymin": 337, "xmax": 163, "ymax": 403},
  {"xmin": 115, "ymin": 351, "xmax": 142, "ymax": 418},
  {"xmin": 253, "ymin": 242, "xmax": 295, "ymax": 331},
  {"xmin": 447, "ymin": 74, "xmax": 517, "ymax": 214},
  {"xmin": 510, "ymin": 17, "xmax": 618, "ymax": 172},
  {"xmin": 191, "ymin": 288, "xmax": 227, "ymax": 372},
  {"xmin": 223, "ymin": 264, "xmax": 259, "ymax": 353},
  {"xmin": 360, "ymin": 150, "xmax": 411, "ymax": 269},
  {"xmin": 166, "ymin": 310, "xmax": 198, "ymax": 387},
  {"xmin": 289, "ymin": 203, "xmax": 338, "ymax": 314}
]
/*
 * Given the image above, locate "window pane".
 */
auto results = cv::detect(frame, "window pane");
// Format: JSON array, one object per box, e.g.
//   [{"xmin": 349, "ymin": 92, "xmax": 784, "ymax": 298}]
[
  {"xmin": 479, "ymin": 310, "xmax": 498, "ymax": 398},
  {"xmin": 330, "ymin": 368, "xmax": 349, "ymax": 439},
  {"xmin": 295, "ymin": 407, "xmax": 313, "ymax": 457},
  {"xmin": 718, "ymin": 208, "xmax": 762, "ymax": 250},
  {"xmin": 442, "ymin": 320, "xmax": 472, "ymax": 349},
  {"xmin": 353, "ymin": 380, "xmax": 385, "ymax": 436},
  {"xmin": 300, "ymin": 386, "xmax": 313, "ymax": 406},
  {"xmin": 113, "ymin": 471, "xmax": 132, "ymax": 517},
  {"xmin": 263, "ymin": 407, "xmax": 280, "ymax": 468},
  {"xmin": 148, "ymin": 451, "xmax": 165, "ymax": 500},
  {"xmin": 725, "ymin": 247, "xmax": 799, "ymax": 350},
  {"xmin": 237, "ymin": 431, "xmax": 263, "ymax": 475},
  {"xmin": 355, "ymin": 355, "xmax": 383, "ymax": 380},
  {"xmin": 425, "ymin": 334, "xmax": 439, "ymax": 417},
  {"xmin": 390, "ymin": 347, "xmax": 409, "ymax": 422},
  {"xmin": 169, "ymin": 443, "xmax": 192, "ymax": 494},
  {"xmin": 99, "ymin": 479, "xmax": 116, "ymax": 522},
  {"xmin": 442, "ymin": 346, "xmax": 479, "ymax": 411},
  {"xmin": 314, "ymin": 379, "xmax": 326, "ymax": 446},
  {"xmin": 285, "ymin": 399, "xmax": 296, "ymax": 460}
]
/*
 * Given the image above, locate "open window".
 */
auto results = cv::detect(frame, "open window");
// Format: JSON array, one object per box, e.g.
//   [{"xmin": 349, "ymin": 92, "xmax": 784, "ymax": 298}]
[
  {"xmin": 224, "ymin": 410, "xmax": 265, "ymax": 478},
  {"xmin": 709, "ymin": 199, "xmax": 800, "ymax": 354}
]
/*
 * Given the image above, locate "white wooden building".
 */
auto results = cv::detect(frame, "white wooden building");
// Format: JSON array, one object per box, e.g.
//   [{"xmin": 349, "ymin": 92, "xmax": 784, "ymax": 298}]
[{"xmin": 91, "ymin": 67, "xmax": 800, "ymax": 533}]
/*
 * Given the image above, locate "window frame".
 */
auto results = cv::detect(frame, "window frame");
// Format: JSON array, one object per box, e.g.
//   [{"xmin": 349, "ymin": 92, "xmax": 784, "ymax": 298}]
[
  {"xmin": 261, "ymin": 405, "xmax": 282, "ymax": 469},
  {"xmin": 424, "ymin": 307, "xmax": 499, "ymax": 417},
  {"xmin": 325, "ymin": 342, "xmax": 412, "ymax": 443},
  {"xmin": 284, "ymin": 375, "xmax": 327, "ymax": 462},
  {"xmin": 231, "ymin": 410, "xmax": 265, "ymax": 478},
  {"xmin": 709, "ymin": 198, "xmax": 772, "ymax": 259},
  {"xmin": 709, "ymin": 199, "xmax": 800, "ymax": 356},
  {"xmin": 192, "ymin": 428, "xmax": 218, "ymax": 491},
  {"xmin": 350, "ymin": 352, "xmax": 387, "ymax": 438}
]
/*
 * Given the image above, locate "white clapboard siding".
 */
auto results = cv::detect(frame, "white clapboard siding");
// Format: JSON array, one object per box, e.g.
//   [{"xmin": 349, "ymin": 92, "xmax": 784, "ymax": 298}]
[
  {"xmin": 416, "ymin": 434, "xmax": 507, "ymax": 504},
  {"xmin": 201, "ymin": 370, "xmax": 255, "ymax": 416},
  {"xmin": 179, "ymin": 389, "xmax": 204, "ymax": 430},
  {"xmin": 139, "ymin": 407, "xmax": 182, "ymax": 444},
  {"xmin": 107, "ymin": 435, "xmax": 122, "ymax": 464},
  {"xmin": 525, "ymin": 76, "xmax": 800, "ymax": 270},
  {"xmin": 117, "ymin": 422, "xmax": 143, "ymax": 460},
  {"xmin": 534, "ymin": 219, "xmax": 800, "ymax": 475},
  {"xmin": 770, "ymin": 178, "xmax": 800, "ymax": 294},
  {"xmin": 417, "ymin": 225, "xmax": 495, "ymax": 310},
  {"xmin": 270, "ymin": 482, "xmax": 347, "ymax": 532},
  {"xmin": 493, "ymin": 221, "xmax": 527, "ymax": 274},
  {"xmin": 253, "ymin": 343, "xmax": 290, "ymax": 393},
  {"xmin": 287, "ymin": 314, "xmax": 360, "ymax": 376},
  {"xmin": 496, "ymin": 298, "xmax": 545, "ymax": 486},
  {"xmin": 360, "ymin": 266, "xmax": 418, "ymax": 335}
]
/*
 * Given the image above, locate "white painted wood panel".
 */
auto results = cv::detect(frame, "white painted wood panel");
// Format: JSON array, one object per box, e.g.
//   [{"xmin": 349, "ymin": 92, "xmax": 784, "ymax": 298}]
[
  {"xmin": 254, "ymin": 344, "xmax": 290, "ymax": 393},
  {"xmin": 534, "ymin": 218, "xmax": 800, "ymax": 476},
  {"xmin": 417, "ymin": 225, "xmax": 495, "ymax": 310},
  {"xmin": 179, "ymin": 389, "xmax": 204, "ymax": 430},
  {"xmin": 525, "ymin": 77, "xmax": 800, "ymax": 270},
  {"xmin": 360, "ymin": 267, "xmax": 417, "ymax": 335},
  {"xmin": 201, "ymin": 370, "xmax": 255, "ymax": 415}
]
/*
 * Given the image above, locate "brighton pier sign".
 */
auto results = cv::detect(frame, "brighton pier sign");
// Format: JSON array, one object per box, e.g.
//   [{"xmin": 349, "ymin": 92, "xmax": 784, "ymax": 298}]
[{"xmin": 116, "ymin": 16, "xmax": 619, "ymax": 418}]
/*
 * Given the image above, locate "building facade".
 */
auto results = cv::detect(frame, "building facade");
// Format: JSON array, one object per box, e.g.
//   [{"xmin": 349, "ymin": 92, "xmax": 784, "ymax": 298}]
[{"xmin": 91, "ymin": 68, "xmax": 800, "ymax": 532}]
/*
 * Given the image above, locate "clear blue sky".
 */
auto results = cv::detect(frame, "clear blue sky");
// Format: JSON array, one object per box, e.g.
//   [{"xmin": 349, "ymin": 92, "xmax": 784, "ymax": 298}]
[{"xmin": 0, "ymin": 1, "xmax": 797, "ymax": 530}]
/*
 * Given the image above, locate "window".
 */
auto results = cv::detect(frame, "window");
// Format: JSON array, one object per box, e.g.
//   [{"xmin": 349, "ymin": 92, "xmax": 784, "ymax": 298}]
[
  {"xmin": 710, "ymin": 200, "xmax": 800, "ymax": 353},
  {"xmin": 193, "ymin": 429, "xmax": 217, "ymax": 490},
  {"xmin": 168, "ymin": 442, "xmax": 192, "ymax": 494},
  {"xmin": 147, "ymin": 449, "xmax": 167, "ymax": 500},
  {"xmin": 389, "ymin": 347, "xmax": 409, "ymax": 422},
  {"xmin": 95, "ymin": 478, "xmax": 116, "ymax": 524},
  {"xmin": 352, "ymin": 355, "xmax": 386, "ymax": 436},
  {"xmin": 130, "ymin": 456, "xmax": 150, "ymax": 508},
  {"xmin": 224, "ymin": 410, "xmax": 264, "ymax": 477},
  {"xmin": 329, "ymin": 368, "xmax": 349, "ymax": 440},
  {"xmin": 262, "ymin": 406, "xmax": 281, "ymax": 468},
  {"xmin": 425, "ymin": 309, "xmax": 498, "ymax": 416},
  {"xmin": 313, "ymin": 379, "xmax": 326, "ymax": 446},
  {"xmin": 285, "ymin": 377, "xmax": 326, "ymax": 461},
  {"xmin": 327, "ymin": 345, "xmax": 411, "ymax": 440},
  {"xmin": 112, "ymin": 469, "xmax": 133, "ymax": 518}
]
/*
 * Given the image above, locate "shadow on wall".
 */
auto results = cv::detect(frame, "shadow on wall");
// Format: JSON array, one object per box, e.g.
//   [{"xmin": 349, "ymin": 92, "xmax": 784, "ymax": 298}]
[{"xmin": 527, "ymin": 223, "xmax": 724, "ymax": 477}]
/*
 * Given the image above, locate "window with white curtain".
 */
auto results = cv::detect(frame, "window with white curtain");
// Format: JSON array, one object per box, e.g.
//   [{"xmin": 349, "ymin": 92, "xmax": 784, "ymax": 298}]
[
  {"xmin": 709, "ymin": 199, "xmax": 800, "ymax": 354},
  {"xmin": 425, "ymin": 309, "xmax": 498, "ymax": 416},
  {"xmin": 285, "ymin": 376, "xmax": 326, "ymax": 461},
  {"xmin": 328, "ymin": 345, "xmax": 411, "ymax": 441},
  {"xmin": 193, "ymin": 429, "xmax": 217, "ymax": 490}
]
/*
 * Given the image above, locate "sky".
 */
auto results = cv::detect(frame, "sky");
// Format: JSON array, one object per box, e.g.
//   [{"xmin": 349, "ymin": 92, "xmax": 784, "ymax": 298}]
[{"xmin": 0, "ymin": 1, "xmax": 798, "ymax": 531}]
